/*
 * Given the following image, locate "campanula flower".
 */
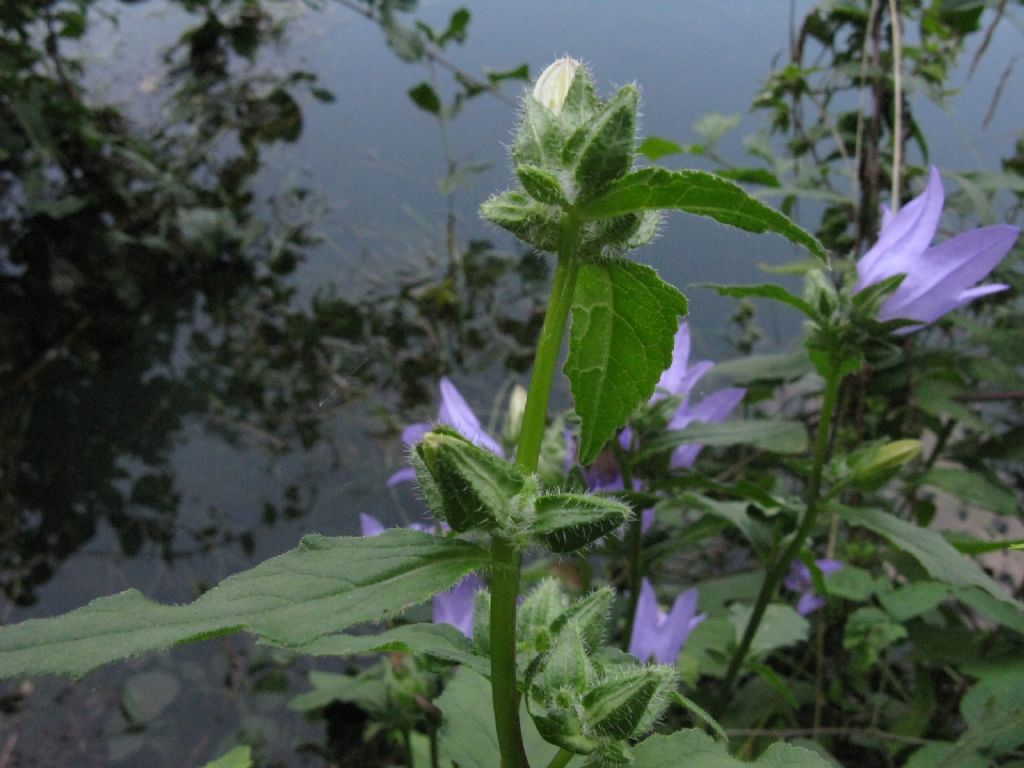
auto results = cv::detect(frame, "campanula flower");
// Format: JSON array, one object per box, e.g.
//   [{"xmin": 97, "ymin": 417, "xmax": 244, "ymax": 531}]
[
  {"xmin": 659, "ymin": 322, "xmax": 746, "ymax": 470},
  {"xmin": 359, "ymin": 513, "xmax": 480, "ymax": 637},
  {"xmin": 854, "ymin": 166, "xmax": 1019, "ymax": 332},
  {"xmin": 784, "ymin": 559, "xmax": 843, "ymax": 616},
  {"xmin": 388, "ymin": 377, "xmax": 503, "ymax": 486},
  {"xmin": 532, "ymin": 56, "xmax": 581, "ymax": 115},
  {"xmin": 628, "ymin": 578, "xmax": 705, "ymax": 665}
]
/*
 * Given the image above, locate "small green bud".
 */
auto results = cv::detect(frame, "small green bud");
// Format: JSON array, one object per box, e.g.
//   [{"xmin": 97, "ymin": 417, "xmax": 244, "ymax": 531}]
[
  {"xmin": 531, "ymin": 493, "xmax": 631, "ymax": 552},
  {"xmin": 542, "ymin": 621, "xmax": 596, "ymax": 694},
  {"xmin": 519, "ymin": 578, "xmax": 571, "ymax": 649},
  {"xmin": 517, "ymin": 164, "xmax": 569, "ymax": 206},
  {"xmin": 844, "ymin": 439, "xmax": 921, "ymax": 490},
  {"xmin": 582, "ymin": 665, "xmax": 675, "ymax": 740},
  {"xmin": 550, "ymin": 587, "xmax": 613, "ymax": 651},
  {"xmin": 414, "ymin": 427, "xmax": 527, "ymax": 532}
]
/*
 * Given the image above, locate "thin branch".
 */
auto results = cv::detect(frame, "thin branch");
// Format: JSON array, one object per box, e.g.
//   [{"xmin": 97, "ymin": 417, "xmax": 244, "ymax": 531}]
[{"xmin": 888, "ymin": 0, "xmax": 903, "ymax": 211}]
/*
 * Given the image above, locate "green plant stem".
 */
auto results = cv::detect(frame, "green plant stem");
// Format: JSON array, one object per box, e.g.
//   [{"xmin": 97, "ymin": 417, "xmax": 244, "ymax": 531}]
[
  {"xmin": 719, "ymin": 362, "xmax": 843, "ymax": 703},
  {"xmin": 491, "ymin": 221, "xmax": 582, "ymax": 768},
  {"xmin": 515, "ymin": 235, "xmax": 581, "ymax": 474},
  {"xmin": 546, "ymin": 749, "xmax": 575, "ymax": 768},
  {"xmin": 491, "ymin": 537, "xmax": 530, "ymax": 768}
]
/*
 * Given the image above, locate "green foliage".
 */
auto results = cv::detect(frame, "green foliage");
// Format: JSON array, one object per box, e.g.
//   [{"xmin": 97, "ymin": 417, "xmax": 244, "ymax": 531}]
[
  {"xmin": 566, "ymin": 260, "xmax": 688, "ymax": 463},
  {"xmin": 633, "ymin": 730, "xmax": 835, "ymax": 767},
  {"xmin": 576, "ymin": 168, "xmax": 827, "ymax": 261},
  {"xmin": 200, "ymin": 746, "xmax": 252, "ymax": 768},
  {"xmin": 0, "ymin": 531, "xmax": 489, "ymax": 679}
]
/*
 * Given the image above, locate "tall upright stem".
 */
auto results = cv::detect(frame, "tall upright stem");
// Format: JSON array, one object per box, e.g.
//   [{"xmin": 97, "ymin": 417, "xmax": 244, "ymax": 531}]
[
  {"xmin": 491, "ymin": 220, "xmax": 581, "ymax": 768},
  {"xmin": 719, "ymin": 361, "xmax": 843, "ymax": 702}
]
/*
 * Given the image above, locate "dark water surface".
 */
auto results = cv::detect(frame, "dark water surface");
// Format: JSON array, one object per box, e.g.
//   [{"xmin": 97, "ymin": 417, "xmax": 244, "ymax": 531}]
[{"xmin": 1, "ymin": 1, "xmax": 1021, "ymax": 765}]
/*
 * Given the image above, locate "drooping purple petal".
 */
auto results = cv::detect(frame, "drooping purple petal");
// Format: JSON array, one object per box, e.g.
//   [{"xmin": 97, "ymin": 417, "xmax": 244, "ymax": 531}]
[
  {"xmin": 785, "ymin": 559, "xmax": 843, "ymax": 616},
  {"xmin": 855, "ymin": 166, "xmax": 1019, "ymax": 331},
  {"xmin": 878, "ymin": 224, "xmax": 1018, "ymax": 326},
  {"xmin": 855, "ymin": 166, "xmax": 944, "ymax": 292},
  {"xmin": 796, "ymin": 592, "xmax": 826, "ymax": 616},
  {"xmin": 628, "ymin": 578, "xmax": 703, "ymax": 665},
  {"xmin": 386, "ymin": 467, "xmax": 418, "ymax": 487},
  {"xmin": 402, "ymin": 422, "xmax": 432, "ymax": 447},
  {"xmin": 653, "ymin": 323, "xmax": 693, "ymax": 399},
  {"xmin": 640, "ymin": 508, "xmax": 656, "ymax": 534},
  {"xmin": 360, "ymin": 513, "xmax": 386, "ymax": 537},
  {"xmin": 668, "ymin": 387, "xmax": 746, "ymax": 470},
  {"xmin": 433, "ymin": 574, "xmax": 484, "ymax": 638},
  {"xmin": 439, "ymin": 377, "xmax": 504, "ymax": 456}
]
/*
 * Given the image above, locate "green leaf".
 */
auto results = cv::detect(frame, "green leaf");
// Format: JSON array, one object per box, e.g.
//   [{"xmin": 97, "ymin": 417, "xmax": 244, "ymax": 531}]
[
  {"xmin": 708, "ymin": 348, "xmax": 811, "ymax": 385},
  {"xmin": 200, "ymin": 746, "xmax": 252, "ymax": 768},
  {"xmin": 633, "ymin": 729, "xmax": 836, "ymax": 767},
  {"xmin": 843, "ymin": 607, "xmax": 908, "ymax": 670},
  {"xmin": 961, "ymin": 670, "xmax": 1024, "ymax": 754},
  {"xmin": 0, "ymin": 530, "xmax": 489, "ymax": 679},
  {"xmin": 903, "ymin": 742, "xmax": 989, "ymax": 768},
  {"xmin": 572, "ymin": 85, "xmax": 638, "ymax": 195},
  {"xmin": 288, "ymin": 670, "xmax": 388, "ymax": 713},
  {"xmin": 729, "ymin": 604, "xmax": 809, "ymax": 657},
  {"xmin": 841, "ymin": 506, "xmax": 1023, "ymax": 609},
  {"xmin": 281, "ymin": 622, "xmax": 488, "ymax": 677},
  {"xmin": 480, "ymin": 190, "xmax": 561, "ymax": 251},
  {"xmin": 567, "ymin": 260, "xmax": 688, "ymax": 463},
  {"xmin": 576, "ymin": 168, "xmax": 827, "ymax": 261},
  {"xmin": 824, "ymin": 566, "xmax": 876, "ymax": 602},
  {"xmin": 637, "ymin": 420, "xmax": 809, "ymax": 459},
  {"xmin": 878, "ymin": 582, "xmax": 949, "ymax": 621},
  {"xmin": 408, "ymin": 82, "xmax": 442, "ymax": 114},
  {"xmin": 701, "ymin": 283, "xmax": 819, "ymax": 320},
  {"xmin": 921, "ymin": 468, "xmax": 1018, "ymax": 516},
  {"xmin": 638, "ymin": 135, "xmax": 685, "ymax": 161},
  {"xmin": 517, "ymin": 163, "xmax": 568, "ymax": 206},
  {"xmin": 437, "ymin": 667, "xmax": 562, "ymax": 768},
  {"xmin": 671, "ymin": 692, "xmax": 728, "ymax": 744}
]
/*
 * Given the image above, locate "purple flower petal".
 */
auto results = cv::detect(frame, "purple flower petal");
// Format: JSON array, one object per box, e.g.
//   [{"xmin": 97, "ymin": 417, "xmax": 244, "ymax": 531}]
[
  {"xmin": 439, "ymin": 377, "xmax": 504, "ymax": 456},
  {"xmin": 402, "ymin": 422, "xmax": 431, "ymax": 447},
  {"xmin": 386, "ymin": 467, "xmax": 418, "ymax": 487},
  {"xmin": 855, "ymin": 166, "xmax": 1019, "ymax": 331},
  {"xmin": 653, "ymin": 323, "xmax": 693, "ymax": 399},
  {"xmin": 640, "ymin": 508, "xmax": 656, "ymax": 534},
  {"xmin": 628, "ymin": 579, "xmax": 702, "ymax": 665},
  {"xmin": 360, "ymin": 513, "xmax": 386, "ymax": 537},
  {"xmin": 879, "ymin": 224, "xmax": 1019, "ymax": 325},
  {"xmin": 856, "ymin": 166, "xmax": 944, "ymax": 292},
  {"xmin": 797, "ymin": 591, "xmax": 826, "ymax": 616},
  {"xmin": 433, "ymin": 574, "xmax": 483, "ymax": 638},
  {"xmin": 668, "ymin": 387, "xmax": 746, "ymax": 470}
]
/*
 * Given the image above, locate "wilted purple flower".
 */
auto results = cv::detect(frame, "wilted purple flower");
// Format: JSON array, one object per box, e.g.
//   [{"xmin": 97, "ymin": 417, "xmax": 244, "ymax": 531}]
[
  {"xmin": 388, "ymin": 376, "xmax": 503, "ymax": 486},
  {"xmin": 628, "ymin": 578, "xmax": 705, "ymax": 664},
  {"xmin": 784, "ymin": 559, "xmax": 843, "ymax": 616},
  {"xmin": 360, "ymin": 513, "xmax": 480, "ymax": 637},
  {"xmin": 855, "ymin": 166, "xmax": 1019, "ymax": 332},
  {"xmin": 659, "ymin": 322, "xmax": 746, "ymax": 470}
]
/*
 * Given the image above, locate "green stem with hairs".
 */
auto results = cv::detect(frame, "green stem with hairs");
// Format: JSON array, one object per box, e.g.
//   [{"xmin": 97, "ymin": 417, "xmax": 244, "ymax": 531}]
[
  {"xmin": 491, "ymin": 218, "xmax": 582, "ymax": 768},
  {"xmin": 546, "ymin": 749, "xmax": 575, "ymax": 768},
  {"xmin": 719, "ymin": 357, "xmax": 844, "ymax": 703}
]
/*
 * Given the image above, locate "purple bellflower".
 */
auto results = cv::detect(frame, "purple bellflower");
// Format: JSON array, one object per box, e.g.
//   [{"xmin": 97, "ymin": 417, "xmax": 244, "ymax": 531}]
[
  {"xmin": 360, "ymin": 513, "xmax": 481, "ymax": 637},
  {"xmin": 388, "ymin": 376, "xmax": 503, "ymax": 486},
  {"xmin": 855, "ymin": 166, "xmax": 1019, "ymax": 332},
  {"xmin": 628, "ymin": 578, "xmax": 705, "ymax": 665},
  {"xmin": 658, "ymin": 322, "xmax": 746, "ymax": 470},
  {"xmin": 784, "ymin": 559, "xmax": 843, "ymax": 616}
]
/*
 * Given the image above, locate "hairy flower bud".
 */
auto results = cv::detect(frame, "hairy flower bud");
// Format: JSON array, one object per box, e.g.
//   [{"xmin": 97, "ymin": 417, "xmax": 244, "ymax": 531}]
[{"xmin": 532, "ymin": 56, "xmax": 581, "ymax": 115}]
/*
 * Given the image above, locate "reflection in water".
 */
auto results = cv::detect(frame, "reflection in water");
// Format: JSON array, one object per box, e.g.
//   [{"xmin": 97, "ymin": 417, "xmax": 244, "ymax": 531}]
[{"xmin": 1, "ymin": 2, "xmax": 544, "ymax": 764}]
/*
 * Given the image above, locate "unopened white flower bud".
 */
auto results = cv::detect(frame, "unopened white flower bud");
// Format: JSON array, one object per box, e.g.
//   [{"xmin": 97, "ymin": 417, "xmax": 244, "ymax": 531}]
[{"xmin": 532, "ymin": 56, "xmax": 581, "ymax": 115}]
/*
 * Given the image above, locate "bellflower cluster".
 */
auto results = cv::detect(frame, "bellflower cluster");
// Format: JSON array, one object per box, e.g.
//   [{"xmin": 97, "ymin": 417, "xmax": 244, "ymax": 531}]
[
  {"xmin": 854, "ymin": 166, "xmax": 1019, "ymax": 332},
  {"xmin": 360, "ymin": 513, "xmax": 481, "ymax": 637},
  {"xmin": 388, "ymin": 377, "xmax": 503, "ymax": 486},
  {"xmin": 784, "ymin": 559, "xmax": 843, "ymax": 616},
  {"xmin": 628, "ymin": 578, "xmax": 705, "ymax": 665}
]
